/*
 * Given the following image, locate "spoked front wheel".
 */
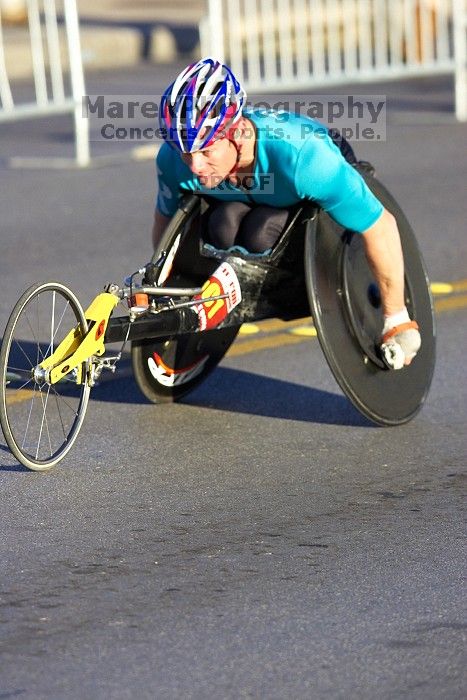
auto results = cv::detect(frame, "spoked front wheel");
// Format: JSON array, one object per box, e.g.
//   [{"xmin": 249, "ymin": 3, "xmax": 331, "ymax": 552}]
[{"xmin": 0, "ymin": 282, "xmax": 90, "ymax": 470}]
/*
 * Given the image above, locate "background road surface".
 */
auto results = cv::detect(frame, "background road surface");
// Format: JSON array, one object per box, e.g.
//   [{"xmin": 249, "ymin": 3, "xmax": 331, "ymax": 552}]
[{"xmin": 0, "ymin": 67, "xmax": 466, "ymax": 699}]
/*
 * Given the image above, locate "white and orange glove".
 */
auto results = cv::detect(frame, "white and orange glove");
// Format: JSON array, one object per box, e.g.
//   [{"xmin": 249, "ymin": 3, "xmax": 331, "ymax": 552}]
[{"xmin": 380, "ymin": 307, "xmax": 421, "ymax": 370}]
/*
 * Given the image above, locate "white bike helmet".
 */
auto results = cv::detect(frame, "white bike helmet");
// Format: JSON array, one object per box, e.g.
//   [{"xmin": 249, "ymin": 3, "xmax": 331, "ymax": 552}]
[{"xmin": 159, "ymin": 57, "xmax": 246, "ymax": 153}]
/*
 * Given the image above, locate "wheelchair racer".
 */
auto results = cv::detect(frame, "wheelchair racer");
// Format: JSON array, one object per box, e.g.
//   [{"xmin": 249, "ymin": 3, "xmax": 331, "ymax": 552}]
[{"xmin": 153, "ymin": 58, "xmax": 420, "ymax": 369}]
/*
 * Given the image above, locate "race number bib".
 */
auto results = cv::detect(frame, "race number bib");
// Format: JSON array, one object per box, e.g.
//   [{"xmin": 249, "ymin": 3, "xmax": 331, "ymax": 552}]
[{"xmin": 193, "ymin": 262, "xmax": 242, "ymax": 331}]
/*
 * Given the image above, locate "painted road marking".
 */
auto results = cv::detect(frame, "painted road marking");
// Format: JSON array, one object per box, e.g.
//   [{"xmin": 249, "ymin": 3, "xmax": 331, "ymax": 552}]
[
  {"xmin": 227, "ymin": 332, "xmax": 312, "ymax": 357},
  {"xmin": 431, "ymin": 280, "xmax": 467, "ymax": 295},
  {"xmin": 4, "ymin": 388, "xmax": 36, "ymax": 405},
  {"xmin": 289, "ymin": 325, "xmax": 318, "ymax": 337},
  {"xmin": 239, "ymin": 317, "xmax": 312, "ymax": 336},
  {"xmin": 239, "ymin": 324, "xmax": 260, "ymax": 335},
  {"xmin": 434, "ymin": 293, "xmax": 467, "ymax": 313},
  {"xmin": 431, "ymin": 282, "xmax": 454, "ymax": 294},
  {"xmin": 4, "ymin": 280, "xmax": 467, "ymax": 406},
  {"xmin": 452, "ymin": 280, "xmax": 467, "ymax": 293},
  {"xmin": 228, "ymin": 279, "xmax": 467, "ymax": 356}
]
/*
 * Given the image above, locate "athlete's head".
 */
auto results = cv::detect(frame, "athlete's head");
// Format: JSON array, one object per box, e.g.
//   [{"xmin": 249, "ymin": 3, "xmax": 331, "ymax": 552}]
[{"xmin": 159, "ymin": 57, "xmax": 246, "ymax": 154}]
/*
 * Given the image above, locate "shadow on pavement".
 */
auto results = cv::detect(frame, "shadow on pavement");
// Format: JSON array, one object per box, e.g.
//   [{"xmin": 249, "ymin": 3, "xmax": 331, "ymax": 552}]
[{"xmin": 92, "ymin": 364, "xmax": 374, "ymax": 428}]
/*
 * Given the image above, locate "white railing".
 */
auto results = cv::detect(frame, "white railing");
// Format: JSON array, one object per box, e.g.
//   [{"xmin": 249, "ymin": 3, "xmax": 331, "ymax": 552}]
[
  {"xmin": 453, "ymin": 0, "xmax": 467, "ymax": 120},
  {"xmin": 0, "ymin": 0, "xmax": 89, "ymax": 165},
  {"xmin": 201, "ymin": 1, "xmax": 462, "ymax": 113}
]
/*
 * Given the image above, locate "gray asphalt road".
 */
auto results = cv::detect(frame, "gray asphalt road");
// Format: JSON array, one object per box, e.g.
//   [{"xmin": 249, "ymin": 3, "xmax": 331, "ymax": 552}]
[{"xmin": 0, "ymin": 68, "xmax": 466, "ymax": 699}]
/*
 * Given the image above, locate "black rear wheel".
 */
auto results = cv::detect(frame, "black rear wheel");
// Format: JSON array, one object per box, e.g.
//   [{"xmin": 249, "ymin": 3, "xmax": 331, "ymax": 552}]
[
  {"xmin": 131, "ymin": 325, "xmax": 240, "ymax": 403},
  {"xmin": 305, "ymin": 175, "xmax": 436, "ymax": 426}
]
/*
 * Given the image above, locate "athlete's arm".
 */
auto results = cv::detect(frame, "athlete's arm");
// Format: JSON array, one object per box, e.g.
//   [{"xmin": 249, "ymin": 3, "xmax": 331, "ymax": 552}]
[
  {"xmin": 152, "ymin": 209, "xmax": 171, "ymax": 250},
  {"xmin": 362, "ymin": 208, "xmax": 421, "ymax": 367},
  {"xmin": 294, "ymin": 132, "xmax": 409, "ymax": 320},
  {"xmin": 361, "ymin": 208, "xmax": 405, "ymax": 316}
]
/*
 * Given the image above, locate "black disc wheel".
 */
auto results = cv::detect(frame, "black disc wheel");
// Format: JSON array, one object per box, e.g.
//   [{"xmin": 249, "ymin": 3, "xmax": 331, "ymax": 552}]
[
  {"xmin": 305, "ymin": 176, "xmax": 436, "ymax": 426},
  {"xmin": 0, "ymin": 282, "xmax": 90, "ymax": 470},
  {"xmin": 131, "ymin": 325, "xmax": 240, "ymax": 403}
]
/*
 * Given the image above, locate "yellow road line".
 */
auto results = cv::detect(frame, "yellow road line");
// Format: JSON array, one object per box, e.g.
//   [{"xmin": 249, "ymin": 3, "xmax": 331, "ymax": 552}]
[
  {"xmin": 240, "ymin": 316, "xmax": 311, "ymax": 335},
  {"xmin": 451, "ymin": 280, "xmax": 467, "ymax": 293},
  {"xmin": 431, "ymin": 279, "xmax": 467, "ymax": 295},
  {"xmin": 239, "ymin": 323, "xmax": 260, "ymax": 335},
  {"xmin": 431, "ymin": 282, "xmax": 454, "ymax": 294},
  {"xmin": 4, "ymin": 282, "xmax": 467, "ymax": 408},
  {"xmin": 289, "ymin": 325, "xmax": 318, "ymax": 337},
  {"xmin": 231, "ymin": 282, "xmax": 467, "ymax": 356},
  {"xmin": 5, "ymin": 388, "xmax": 36, "ymax": 405},
  {"xmin": 227, "ymin": 332, "xmax": 312, "ymax": 357},
  {"xmin": 434, "ymin": 293, "xmax": 467, "ymax": 313}
]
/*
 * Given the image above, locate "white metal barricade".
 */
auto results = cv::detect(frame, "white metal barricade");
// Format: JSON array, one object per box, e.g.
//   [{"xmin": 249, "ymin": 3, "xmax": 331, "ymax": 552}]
[
  {"xmin": 201, "ymin": 1, "xmax": 462, "ymax": 114},
  {"xmin": 0, "ymin": 0, "xmax": 89, "ymax": 165},
  {"xmin": 453, "ymin": 0, "xmax": 467, "ymax": 120}
]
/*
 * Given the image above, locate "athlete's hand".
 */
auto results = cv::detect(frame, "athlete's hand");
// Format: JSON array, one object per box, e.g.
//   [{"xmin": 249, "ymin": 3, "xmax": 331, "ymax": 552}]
[{"xmin": 380, "ymin": 308, "xmax": 421, "ymax": 370}]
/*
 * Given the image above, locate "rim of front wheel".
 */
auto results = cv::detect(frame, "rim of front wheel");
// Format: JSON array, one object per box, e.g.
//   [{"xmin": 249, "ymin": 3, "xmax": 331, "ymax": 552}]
[{"xmin": 0, "ymin": 282, "xmax": 91, "ymax": 471}]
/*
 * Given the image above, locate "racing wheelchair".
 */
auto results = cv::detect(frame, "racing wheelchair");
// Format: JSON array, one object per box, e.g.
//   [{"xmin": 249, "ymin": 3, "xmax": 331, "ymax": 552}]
[{"xmin": 0, "ymin": 168, "xmax": 436, "ymax": 470}]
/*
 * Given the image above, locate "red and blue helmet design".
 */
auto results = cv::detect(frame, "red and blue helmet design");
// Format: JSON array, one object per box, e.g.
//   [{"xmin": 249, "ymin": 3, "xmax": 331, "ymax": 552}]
[{"xmin": 159, "ymin": 57, "xmax": 246, "ymax": 153}]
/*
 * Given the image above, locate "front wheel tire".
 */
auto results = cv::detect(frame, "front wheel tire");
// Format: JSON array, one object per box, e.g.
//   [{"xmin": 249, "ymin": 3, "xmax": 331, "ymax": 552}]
[{"xmin": 0, "ymin": 282, "xmax": 90, "ymax": 470}]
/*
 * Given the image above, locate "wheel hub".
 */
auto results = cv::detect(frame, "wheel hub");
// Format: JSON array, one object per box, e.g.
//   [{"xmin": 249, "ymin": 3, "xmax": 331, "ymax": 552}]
[{"xmin": 33, "ymin": 365, "xmax": 50, "ymax": 385}]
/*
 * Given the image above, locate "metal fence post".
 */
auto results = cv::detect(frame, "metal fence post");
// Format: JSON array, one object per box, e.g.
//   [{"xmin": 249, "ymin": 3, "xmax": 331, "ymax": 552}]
[
  {"xmin": 64, "ymin": 0, "xmax": 89, "ymax": 166},
  {"xmin": 0, "ymin": 0, "xmax": 90, "ymax": 167},
  {"xmin": 453, "ymin": 0, "xmax": 467, "ymax": 120},
  {"xmin": 200, "ymin": 0, "xmax": 456, "ymax": 95},
  {"xmin": 207, "ymin": 0, "xmax": 224, "ymax": 61}
]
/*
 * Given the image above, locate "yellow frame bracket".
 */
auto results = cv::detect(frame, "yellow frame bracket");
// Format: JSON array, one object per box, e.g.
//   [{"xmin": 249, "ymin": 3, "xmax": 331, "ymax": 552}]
[{"xmin": 39, "ymin": 292, "xmax": 120, "ymax": 385}]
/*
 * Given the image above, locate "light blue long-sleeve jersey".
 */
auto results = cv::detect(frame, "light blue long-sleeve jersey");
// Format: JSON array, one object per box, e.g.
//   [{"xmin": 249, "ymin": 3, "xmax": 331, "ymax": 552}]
[{"xmin": 156, "ymin": 109, "xmax": 383, "ymax": 232}]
